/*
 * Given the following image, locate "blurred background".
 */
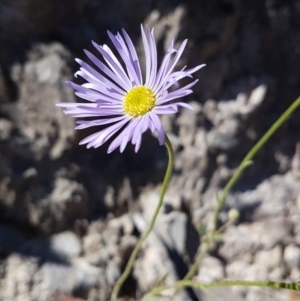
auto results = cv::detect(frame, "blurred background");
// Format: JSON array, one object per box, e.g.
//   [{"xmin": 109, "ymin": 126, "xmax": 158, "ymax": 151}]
[{"xmin": 0, "ymin": 0, "xmax": 299, "ymax": 301}]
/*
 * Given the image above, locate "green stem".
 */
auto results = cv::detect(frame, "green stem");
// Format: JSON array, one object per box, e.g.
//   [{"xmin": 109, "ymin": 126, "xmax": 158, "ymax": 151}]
[
  {"xmin": 111, "ymin": 135, "xmax": 174, "ymax": 301},
  {"xmin": 145, "ymin": 279, "xmax": 300, "ymax": 298},
  {"xmin": 183, "ymin": 96, "xmax": 300, "ymax": 281},
  {"xmin": 216, "ymin": 96, "xmax": 300, "ymax": 226}
]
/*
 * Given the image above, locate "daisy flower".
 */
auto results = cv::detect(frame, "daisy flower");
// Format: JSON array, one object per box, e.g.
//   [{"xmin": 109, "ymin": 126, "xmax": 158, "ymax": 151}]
[{"xmin": 57, "ymin": 25, "xmax": 205, "ymax": 153}]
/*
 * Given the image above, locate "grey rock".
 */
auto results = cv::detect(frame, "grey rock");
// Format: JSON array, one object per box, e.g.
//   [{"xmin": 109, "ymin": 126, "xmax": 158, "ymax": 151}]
[
  {"xmin": 50, "ymin": 231, "xmax": 82, "ymax": 258},
  {"xmin": 0, "ymin": 118, "xmax": 13, "ymax": 140},
  {"xmin": 134, "ymin": 224, "xmax": 199, "ymax": 301},
  {"xmin": 207, "ymin": 117, "xmax": 239, "ymax": 151},
  {"xmin": 11, "ymin": 42, "xmax": 75, "ymax": 160},
  {"xmin": 0, "ymin": 1, "xmax": 299, "ymax": 301},
  {"xmin": 134, "ymin": 191, "xmax": 200, "ymax": 300},
  {"xmin": 196, "ymin": 256, "xmax": 224, "ymax": 282},
  {"xmin": 202, "ymin": 287, "xmax": 244, "ymax": 301},
  {"xmin": 204, "ymin": 85, "xmax": 266, "ymax": 152},
  {"xmin": 33, "ymin": 258, "xmax": 99, "ymax": 296},
  {"xmin": 227, "ymin": 173, "xmax": 300, "ymax": 219},
  {"xmin": 284, "ymin": 244, "xmax": 300, "ymax": 270},
  {"xmin": 2, "ymin": 254, "xmax": 39, "ymax": 301},
  {"xmin": 220, "ymin": 219, "xmax": 291, "ymax": 261},
  {"xmin": 139, "ymin": 189, "xmax": 199, "ymax": 263},
  {"xmin": 33, "ymin": 177, "xmax": 88, "ymax": 233},
  {"xmin": 2, "ymin": 253, "xmax": 99, "ymax": 301}
]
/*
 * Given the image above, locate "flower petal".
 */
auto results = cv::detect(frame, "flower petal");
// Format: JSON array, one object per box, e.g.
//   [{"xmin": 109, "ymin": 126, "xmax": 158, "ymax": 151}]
[
  {"xmin": 107, "ymin": 118, "xmax": 139, "ymax": 153},
  {"xmin": 121, "ymin": 29, "xmax": 143, "ymax": 85},
  {"xmin": 107, "ymin": 31, "xmax": 141, "ymax": 86},
  {"xmin": 157, "ymin": 80, "xmax": 198, "ymax": 105},
  {"xmin": 81, "ymin": 118, "xmax": 129, "ymax": 149},
  {"xmin": 75, "ymin": 115, "xmax": 128, "ymax": 129},
  {"xmin": 93, "ymin": 42, "xmax": 132, "ymax": 89},
  {"xmin": 149, "ymin": 113, "xmax": 165, "ymax": 145},
  {"xmin": 57, "ymin": 26, "xmax": 205, "ymax": 153},
  {"xmin": 83, "ymin": 49, "xmax": 129, "ymax": 91}
]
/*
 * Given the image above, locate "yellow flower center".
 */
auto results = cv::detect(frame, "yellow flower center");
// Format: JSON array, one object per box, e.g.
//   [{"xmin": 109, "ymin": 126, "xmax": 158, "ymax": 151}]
[{"xmin": 123, "ymin": 86, "xmax": 156, "ymax": 118}]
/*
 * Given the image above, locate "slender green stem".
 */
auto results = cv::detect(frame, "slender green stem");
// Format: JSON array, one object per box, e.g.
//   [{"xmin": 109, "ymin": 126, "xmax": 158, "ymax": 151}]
[
  {"xmin": 182, "ymin": 237, "xmax": 210, "ymax": 281},
  {"xmin": 182, "ymin": 96, "xmax": 300, "ymax": 281},
  {"xmin": 144, "ymin": 279, "xmax": 300, "ymax": 299},
  {"xmin": 111, "ymin": 135, "xmax": 174, "ymax": 301},
  {"xmin": 217, "ymin": 96, "xmax": 300, "ymax": 225}
]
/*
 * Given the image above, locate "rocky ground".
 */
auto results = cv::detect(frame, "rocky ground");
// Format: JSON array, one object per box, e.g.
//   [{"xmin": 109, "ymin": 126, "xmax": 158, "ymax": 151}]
[{"xmin": 0, "ymin": 0, "xmax": 300, "ymax": 301}]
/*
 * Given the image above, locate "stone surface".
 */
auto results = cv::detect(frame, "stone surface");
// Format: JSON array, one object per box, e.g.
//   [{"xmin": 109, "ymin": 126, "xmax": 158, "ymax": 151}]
[
  {"xmin": 50, "ymin": 231, "xmax": 82, "ymax": 258},
  {"xmin": 0, "ymin": 0, "xmax": 300, "ymax": 300}
]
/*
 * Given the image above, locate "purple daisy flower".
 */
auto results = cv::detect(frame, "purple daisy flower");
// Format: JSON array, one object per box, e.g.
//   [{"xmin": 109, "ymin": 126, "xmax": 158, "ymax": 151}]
[{"xmin": 57, "ymin": 25, "xmax": 205, "ymax": 153}]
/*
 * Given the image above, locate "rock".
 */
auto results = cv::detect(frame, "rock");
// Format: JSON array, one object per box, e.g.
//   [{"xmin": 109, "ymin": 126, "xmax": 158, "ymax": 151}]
[
  {"xmin": 11, "ymin": 42, "xmax": 75, "ymax": 160},
  {"xmin": 50, "ymin": 231, "xmax": 82, "ymax": 258},
  {"xmin": 227, "ymin": 173, "xmax": 300, "ymax": 220},
  {"xmin": 2, "ymin": 254, "xmax": 39, "ymax": 301},
  {"xmin": 0, "ymin": 118, "xmax": 13, "ymax": 140},
  {"xmin": 55, "ymin": 296, "xmax": 87, "ymax": 301},
  {"xmin": 202, "ymin": 287, "xmax": 244, "ymax": 301},
  {"xmin": 19, "ymin": 176, "xmax": 89, "ymax": 233},
  {"xmin": 0, "ymin": 0, "xmax": 300, "ymax": 301},
  {"xmin": 134, "ymin": 226, "xmax": 197, "ymax": 301},
  {"xmin": 2, "ymin": 253, "xmax": 99, "ymax": 301},
  {"xmin": 196, "ymin": 256, "xmax": 224, "ymax": 282},
  {"xmin": 133, "ymin": 192, "xmax": 200, "ymax": 299},
  {"xmin": 284, "ymin": 244, "xmax": 300, "ymax": 271},
  {"xmin": 253, "ymin": 246, "xmax": 283, "ymax": 279},
  {"xmin": 204, "ymin": 85, "xmax": 266, "ymax": 152},
  {"xmin": 138, "ymin": 189, "xmax": 199, "ymax": 262},
  {"xmin": 48, "ymin": 177, "xmax": 88, "ymax": 229},
  {"xmin": 207, "ymin": 117, "xmax": 239, "ymax": 151},
  {"xmin": 0, "ymin": 42, "xmax": 83, "ymax": 234},
  {"xmin": 219, "ymin": 219, "xmax": 292, "ymax": 261},
  {"xmin": 291, "ymin": 143, "xmax": 300, "ymax": 179},
  {"xmin": 34, "ymin": 258, "xmax": 99, "ymax": 295}
]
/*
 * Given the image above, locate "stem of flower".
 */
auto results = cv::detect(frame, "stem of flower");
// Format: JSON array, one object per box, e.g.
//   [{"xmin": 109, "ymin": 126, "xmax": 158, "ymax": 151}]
[
  {"xmin": 111, "ymin": 135, "xmax": 174, "ymax": 301},
  {"xmin": 182, "ymin": 96, "xmax": 300, "ymax": 281},
  {"xmin": 144, "ymin": 279, "xmax": 300, "ymax": 299}
]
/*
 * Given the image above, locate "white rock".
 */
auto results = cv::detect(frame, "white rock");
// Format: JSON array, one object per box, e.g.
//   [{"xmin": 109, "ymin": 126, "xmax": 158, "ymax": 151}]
[
  {"xmin": 50, "ymin": 231, "xmax": 82, "ymax": 257},
  {"xmin": 284, "ymin": 244, "xmax": 300, "ymax": 269},
  {"xmin": 196, "ymin": 256, "xmax": 224, "ymax": 282}
]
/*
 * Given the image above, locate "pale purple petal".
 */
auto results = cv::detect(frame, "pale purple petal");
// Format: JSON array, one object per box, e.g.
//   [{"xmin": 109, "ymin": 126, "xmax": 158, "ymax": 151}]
[
  {"xmin": 57, "ymin": 26, "xmax": 205, "ymax": 153},
  {"xmin": 146, "ymin": 27, "xmax": 158, "ymax": 87},
  {"xmin": 132, "ymin": 115, "xmax": 149, "ymax": 144},
  {"xmin": 57, "ymin": 103, "xmax": 123, "ymax": 117},
  {"xmin": 75, "ymin": 61, "xmax": 126, "ymax": 95},
  {"xmin": 152, "ymin": 40, "xmax": 176, "ymax": 92},
  {"xmin": 153, "ymin": 39, "xmax": 188, "ymax": 92},
  {"xmin": 132, "ymin": 115, "xmax": 151, "ymax": 152},
  {"xmin": 153, "ymin": 102, "xmax": 193, "ymax": 115},
  {"xmin": 141, "ymin": 25, "xmax": 152, "ymax": 85},
  {"xmin": 134, "ymin": 135, "xmax": 142, "ymax": 152},
  {"xmin": 152, "ymin": 106, "xmax": 178, "ymax": 114},
  {"xmin": 81, "ymin": 118, "xmax": 129, "ymax": 148},
  {"xmin": 93, "ymin": 43, "xmax": 132, "ymax": 89},
  {"xmin": 65, "ymin": 81, "xmax": 102, "ymax": 102},
  {"xmin": 107, "ymin": 31, "xmax": 140, "ymax": 86},
  {"xmin": 107, "ymin": 118, "xmax": 140, "ymax": 153},
  {"xmin": 81, "ymin": 83, "xmax": 123, "ymax": 103},
  {"xmin": 157, "ymin": 80, "xmax": 198, "ymax": 105},
  {"xmin": 121, "ymin": 29, "xmax": 143, "ymax": 85},
  {"xmin": 75, "ymin": 115, "xmax": 128, "ymax": 129},
  {"xmin": 83, "ymin": 48, "xmax": 131, "ymax": 91},
  {"xmin": 173, "ymin": 102, "xmax": 193, "ymax": 110},
  {"xmin": 149, "ymin": 113, "xmax": 165, "ymax": 145}
]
